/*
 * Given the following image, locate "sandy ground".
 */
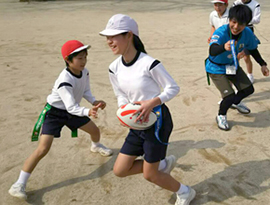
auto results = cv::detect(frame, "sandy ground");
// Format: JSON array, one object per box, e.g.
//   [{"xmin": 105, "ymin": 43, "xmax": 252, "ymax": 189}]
[{"xmin": 0, "ymin": 0, "xmax": 270, "ymax": 204}]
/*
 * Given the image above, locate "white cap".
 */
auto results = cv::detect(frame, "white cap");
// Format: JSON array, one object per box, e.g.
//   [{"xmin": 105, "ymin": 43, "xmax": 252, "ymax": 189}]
[
  {"xmin": 99, "ymin": 14, "xmax": 139, "ymax": 37},
  {"xmin": 211, "ymin": 0, "xmax": 228, "ymax": 3}
]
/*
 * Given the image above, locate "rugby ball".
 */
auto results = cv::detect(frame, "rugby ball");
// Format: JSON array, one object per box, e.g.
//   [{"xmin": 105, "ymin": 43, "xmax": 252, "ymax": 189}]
[{"xmin": 116, "ymin": 103, "xmax": 157, "ymax": 130}]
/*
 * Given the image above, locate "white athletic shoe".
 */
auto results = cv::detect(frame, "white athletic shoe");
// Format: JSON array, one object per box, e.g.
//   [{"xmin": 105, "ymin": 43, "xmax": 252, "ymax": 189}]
[
  {"xmin": 162, "ymin": 155, "xmax": 177, "ymax": 174},
  {"xmin": 247, "ymin": 73, "xmax": 254, "ymax": 84},
  {"xmin": 91, "ymin": 143, "xmax": 113, "ymax": 157},
  {"xmin": 175, "ymin": 186, "xmax": 196, "ymax": 205},
  {"xmin": 231, "ymin": 102, "xmax": 250, "ymax": 114},
  {"xmin": 8, "ymin": 183, "xmax": 27, "ymax": 199},
  {"xmin": 216, "ymin": 115, "xmax": 229, "ymax": 131}
]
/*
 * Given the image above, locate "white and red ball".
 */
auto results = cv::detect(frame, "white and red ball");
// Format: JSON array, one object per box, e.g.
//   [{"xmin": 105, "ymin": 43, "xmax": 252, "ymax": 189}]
[{"xmin": 116, "ymin": 103, "xmax": 157, "ymax": 130}]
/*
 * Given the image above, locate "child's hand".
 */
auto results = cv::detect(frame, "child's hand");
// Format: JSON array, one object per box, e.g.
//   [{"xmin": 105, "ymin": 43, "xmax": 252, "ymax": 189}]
[
  {"xmin": 224, "ymin": 40, "xmax": 237, "ymax": 51},
  {"xmin": 261, "ymin": 65, "xmax": 269, "ymax": 76},
  {"xmin": 207, "ymin": 37, "xmax": 211, "ymax": 44},
  {"xmin": 93, "ymin": 100, "xmax": 106, "ymax": 110},
  {"xmin": 89, "ymin": 105, "xmax": 99, "ymax": 118},
  {"xmin": 237, "ymin": 50, "xmax": 245, "ymax": 60}
]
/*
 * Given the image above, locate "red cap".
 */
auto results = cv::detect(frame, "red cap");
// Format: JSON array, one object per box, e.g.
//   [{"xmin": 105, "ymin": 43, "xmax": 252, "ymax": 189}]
[
  {"xmin": 211, "ymin": 0, "xmax": 228, "ymax": 3},
  {"xmin": 61, "ymin": 40, "xmax": 90, "ymax": 60}
]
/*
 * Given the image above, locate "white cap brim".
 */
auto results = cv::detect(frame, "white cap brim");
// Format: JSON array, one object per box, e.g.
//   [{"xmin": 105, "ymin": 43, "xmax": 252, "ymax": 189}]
[
  {"xmin": 99, "ymin": 29, "xmax": 129, "ymax": 36},
  {"xmin": 70, "ymin": 45, "xmax": 91, "ymax": 55},
  {"xmin": 211, "ymin": 0, "xmax": 226, "ymax": 3}
]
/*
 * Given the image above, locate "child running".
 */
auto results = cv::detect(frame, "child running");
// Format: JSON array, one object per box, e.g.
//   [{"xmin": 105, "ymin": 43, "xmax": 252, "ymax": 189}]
[
  {"xmin": 8, "ymin": 40, "xmax": 113, "ymax": 199},
  {"xmin": 205, "ymin": 5, "xmax": 269, "ymax": 131},
  {"xmin": 99, "ymin": 14, "xmax": 196, "ymax": 205}
]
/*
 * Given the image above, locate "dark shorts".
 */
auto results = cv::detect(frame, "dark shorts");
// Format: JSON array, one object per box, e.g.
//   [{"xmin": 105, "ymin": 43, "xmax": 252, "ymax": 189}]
[
  {"xmin": 120, "ymin": 104, "xmax": 173, "ymax": 163},
  {"xmin": 209, "ymin": 66, "xmax": 252, "ymax": 98},
  {"xmin": 41, "ymin": 105, "xmax": 90, "ymax": 138}
]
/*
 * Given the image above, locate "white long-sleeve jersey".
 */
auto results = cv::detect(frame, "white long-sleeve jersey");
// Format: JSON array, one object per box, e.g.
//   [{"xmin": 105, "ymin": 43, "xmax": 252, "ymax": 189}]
[
  {"xmin": 109, "ymin": 52, "xmax": 180, "ymax": 107},
  {"xmin": 209, "ymin": 8, "xmax": 229, "ymax": 29},
  {"xmin": 47, "ymin": 68, "xmax": 96, "ymax": 116},
  {"xmin": 233, "ymin": 0, "xmax": 261, "ymax": 25}
]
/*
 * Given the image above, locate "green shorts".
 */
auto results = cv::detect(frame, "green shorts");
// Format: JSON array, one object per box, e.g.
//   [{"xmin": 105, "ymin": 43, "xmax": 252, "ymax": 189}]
[{"xmin": 209, "ymin": 66, "xmax": 252, "ymax": 98}]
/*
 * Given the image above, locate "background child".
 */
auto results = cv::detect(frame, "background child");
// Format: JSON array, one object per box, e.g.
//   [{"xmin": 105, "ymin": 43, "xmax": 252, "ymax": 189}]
[
  {"xmin": 208, "ymin": 0, "xmax": 229, "ymax": 43},
  {"xmin": 8, "ymin": 40, "xmax": 113, "ymax": 200},
  {"xmin": 205, "ymin": 5, "xmax": 269, "ymax": 131},
  {"xmin": 100, "ymin": 14, "xmax": 195, "ymax": 205},
  {"xmin": 233, "ymin": 0, "xmax": 262, "ymax": 83}
]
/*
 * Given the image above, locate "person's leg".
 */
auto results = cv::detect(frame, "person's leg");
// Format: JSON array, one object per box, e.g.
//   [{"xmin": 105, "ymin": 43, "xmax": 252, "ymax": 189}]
[
  {"xmin": 9, "ymin": 134, "xmax": 54, "ymax": 199},
  {"xmin": 209, "ymin": 73, "xmax": 235, "ymax": 130},
  {"xmin": 244, "ymin": 55, "xmax": 254, "ymax": 83},
  {"xmin": 80, "ymin": 120, "xmax": 100, "ymax": 143},
  {"xmin": 79, "ymin": 121, "xmax": 112, "ymax": 156},
  {"xmin": 233, "ymin": 85, "xmax": 254, "ymax": 105},
  {"xmin": 230, "ymin": 66, "xmax": 254, "ymax": 114},
  {"xmin": 143, "ymin": 161, "xmax": 195, "ymax": 205},
  {"xmin": 113, "ymin": 153, "xmax": 142, "ymax": 177},
  {"xmin": 143, "ymin": 160, "xmax": 179, "ymax": 191},
  {"xmin": 22, "ymin": 134, "xmax": 54, "ymax": 173}
]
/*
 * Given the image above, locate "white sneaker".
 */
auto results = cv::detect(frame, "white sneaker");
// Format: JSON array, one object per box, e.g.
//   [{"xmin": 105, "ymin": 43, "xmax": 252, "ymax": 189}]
[
  {"xmin": 216, "ymin": 115, "xmax": 229, "ymax": 131},
  {"xmin": 8, "ymin": 183, "xmax": 27, "ymax": 199},
  {"xmin": 247, "ymin": 73, "xmax": 254, "ymax": 84},
  {"xmin": 175, "ymin": 186, "xmax": 196, "ymax": 205},
  {"xmin": 162, "ymin": 155, "xmax": 177, "ymax": 174},
  {"xmin": 231, "ymin": 102, "xmax": 250, "ymax": 114},
  {"xmin": 91, "ymin": 143, "xmax": 113, "ymax": 157}
]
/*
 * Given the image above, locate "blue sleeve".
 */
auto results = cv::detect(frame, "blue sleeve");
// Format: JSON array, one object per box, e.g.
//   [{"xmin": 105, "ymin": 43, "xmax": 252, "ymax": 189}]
[{"xmin": 245, "ymin": 28, "xmax": 259, "ymax": 50}]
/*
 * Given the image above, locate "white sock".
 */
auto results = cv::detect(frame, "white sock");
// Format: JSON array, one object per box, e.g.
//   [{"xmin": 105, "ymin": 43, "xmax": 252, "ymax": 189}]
[
  {"xmin": 177, "ymin": 184, "xmax": 189, "ymax": 195},
  {"xmin": 158, "ymin": 159, "xmax": 167, "ymax": 171},
  {"xmin": 91, "ymin": 141, "xmax": 101, "ymax": 147},
  {"xmin": 15, "ymin": 170, "xmax": 31, "ymax": 185}
]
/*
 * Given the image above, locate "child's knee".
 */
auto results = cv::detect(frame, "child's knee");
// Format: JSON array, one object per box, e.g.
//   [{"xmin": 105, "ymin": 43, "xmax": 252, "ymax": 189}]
[
  {"xmin": 113, "ymin": 166, "xmax": 127, "ymax": 178},
  {"xmin": 143, "ymin": 171, "xmax": 159, "ymax": 183}
]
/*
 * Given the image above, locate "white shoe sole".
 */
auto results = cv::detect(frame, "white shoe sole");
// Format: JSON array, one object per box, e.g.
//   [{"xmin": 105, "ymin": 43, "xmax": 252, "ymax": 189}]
[
  {"xmin": 90, "ymin": 148, "xmax": 113, "ymax": 157},
  {"xmin": 8, "ymin": 190, "xmax": 27, "ymax": 200}
]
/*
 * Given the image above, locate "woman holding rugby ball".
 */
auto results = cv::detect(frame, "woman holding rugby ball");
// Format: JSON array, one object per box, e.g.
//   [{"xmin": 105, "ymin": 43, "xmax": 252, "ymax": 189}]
[{"xmin": 99, "ymin": 14, "xmax": 195, "ymax": 205}]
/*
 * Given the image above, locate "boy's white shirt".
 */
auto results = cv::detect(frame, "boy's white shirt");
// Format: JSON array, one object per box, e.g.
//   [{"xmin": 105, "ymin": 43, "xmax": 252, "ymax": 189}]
[
  {"xmin": 47, "ymin": 68, "xmax": 96, "ymax": 117},
  {"xmin": 209, "ymin": 8, "xmax": 229, "ymax": 29}
]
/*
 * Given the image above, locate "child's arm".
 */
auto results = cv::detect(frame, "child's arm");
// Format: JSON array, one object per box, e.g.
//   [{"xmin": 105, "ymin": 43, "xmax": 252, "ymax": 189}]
[
  {"xmin": 208, "ymin": 26, "xmax": 216, "ymax": 43},
  {"xmin": 58, "ymin": 86, "xmax": 90, "ymax": 117},
  {"xmin": 250, "ymin": 4, "xmax": 261, "ymax": 25}
]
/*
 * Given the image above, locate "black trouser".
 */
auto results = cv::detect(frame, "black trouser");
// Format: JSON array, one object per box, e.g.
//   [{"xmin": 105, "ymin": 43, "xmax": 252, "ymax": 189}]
[{"xmin": 219, "ymin": 85, "xmax": 254, "ymax": 115}]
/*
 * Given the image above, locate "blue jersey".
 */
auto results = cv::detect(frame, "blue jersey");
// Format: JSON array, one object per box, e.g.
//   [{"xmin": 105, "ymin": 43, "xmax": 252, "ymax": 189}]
[{"xmin": 205, "ymin": 24, "xmax": 259, "ymax": 74}]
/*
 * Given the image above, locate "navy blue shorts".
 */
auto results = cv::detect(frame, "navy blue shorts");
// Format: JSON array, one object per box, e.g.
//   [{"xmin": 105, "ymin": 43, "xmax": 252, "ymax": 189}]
[
  {"xmin": 41, "ymin": 105, "xmax": 90, "ymax": 138},
  {"xmin": 120, "ymin": 104, "xmax": 173, "ymax": 163}
]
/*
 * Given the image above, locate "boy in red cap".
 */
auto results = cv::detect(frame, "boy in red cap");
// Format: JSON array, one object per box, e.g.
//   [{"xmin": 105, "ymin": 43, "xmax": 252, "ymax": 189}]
[
  {"xmin": 208, "ymin": 0, "xmax": 229, "ymax": 43},
  {"xmin": 8, "ymin": 40, "xmax": 113, "ymax": 200}
]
